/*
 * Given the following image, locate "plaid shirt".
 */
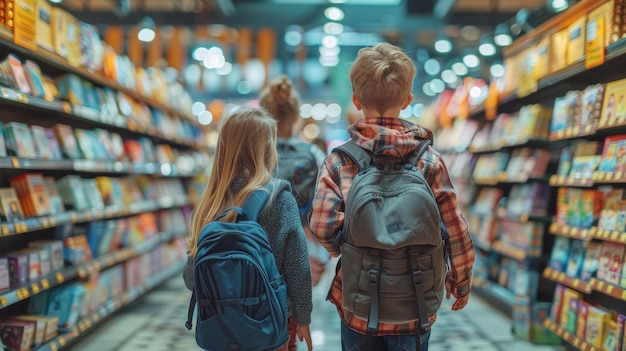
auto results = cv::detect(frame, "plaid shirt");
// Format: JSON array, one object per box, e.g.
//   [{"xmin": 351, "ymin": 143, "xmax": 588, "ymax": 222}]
[{"xmin": 309, "ymin": 117, "xmax": 475, "ymax": 336}]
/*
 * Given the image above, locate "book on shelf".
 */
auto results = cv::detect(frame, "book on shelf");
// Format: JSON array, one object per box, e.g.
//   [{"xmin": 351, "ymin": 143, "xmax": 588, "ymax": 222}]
[
  {"xmin": 581, "ymin": 241, "xmax": 602, "ymax": 282},
  {"xmin": 3, "ymin": 121, "xmax": 37, "ymax": 159},
  {"xmin": 0, "ymin": 121, "xmax": 5, "ymax": 157},
  {"xmin": 548, "ymin": 236, "xmax": 570, "ymax": 272},
  {"xmin": 9, "ymin": 173, "xmax": 51, "ymax": 217},
  {"xmin": 565, "ymin": 239, "xmax": 585, "ymax": 279},
  {"xmin": 0, "ymin": 187, "xmax": 24, "ymax": 222},
  {"xmin": 580, "ymin": 84, "xmax": 605, "ymax": 127},
  {"xmin": 600, "ymin": 78, "xmax": 626, "ymax": 125},
  {"xmin": 599, "ymin": 134, "xmax": 626, "ymax": 173},
  {"xmin": 597, "ymin": 241, "xmax": 625, "ymax": 285},
  {"xmin": 53, "ymin": 124, "xmax": 81, "ymax": 159}
]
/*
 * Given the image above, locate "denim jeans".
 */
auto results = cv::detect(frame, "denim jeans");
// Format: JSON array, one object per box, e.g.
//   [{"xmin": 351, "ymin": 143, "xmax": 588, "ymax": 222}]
[{"xmin": 341, "ymin": 323, "xmax": 431, "ymax": 351}]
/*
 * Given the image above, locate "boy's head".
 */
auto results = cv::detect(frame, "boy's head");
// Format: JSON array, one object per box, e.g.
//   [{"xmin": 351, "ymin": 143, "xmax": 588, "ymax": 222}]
[{"xmin": 350, "ymin": 43, "xmax": 416, "ymax": 116}]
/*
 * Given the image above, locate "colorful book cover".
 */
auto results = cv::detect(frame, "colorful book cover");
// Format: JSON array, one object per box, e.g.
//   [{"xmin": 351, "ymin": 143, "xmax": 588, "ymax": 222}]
[
  {"xmin": 558, "ymin": 288, "xmax": 582, "ymax": 329},
  {"xmin": 0, "ymin": 121, "xmax": 5, "ymax": 157},
  {"xmin": 10, "ymin": 173, "xmax": 51, "ymax": 216},
  {"xmin": 74, "ymin": 128, "xmax": 96, "ymax": 159},
  {"xmin": 598, "ymin": 241, "xmax": 626, "ymax": 285},
  {"xmin": 7, "ymin": 54, "xmax": 31, "ymax": 94},
  {"xmin": 599, "ymin": 189, "xmax": 624, "ymax": 231},
  {"xmin": 576, "ymin": 300, "xmax": 589, "ymax": 340},
  {"xmin": 581, "ymin": 241, "xmax": 602, "ymax": 282},
  {"xmin": 53, "ymin": 124, "xmax": 81, "ymax": 159},
  {"xmin": 551, "ymin": 96, "xmax": 568, "ymax": 133},
  {"xmin": 3, "ymin": 122, "xmax": 37, "ymax": 158},
  {"xmin": 599, "ymin": 135, "xmax": 626, "ymax": 172},
  {"xmin": 44, "ymin": 128, "xmax": 63, "ymax": 160},
  {"xmin": 566, "ymin": 240, "xmax": 585, "ymax": 278},
  {"xmin": 549, "ymin": 236, "xmax": 571, "ymax": 272},
  {"xmin": 580, "ymin": 84, "xmax": 605, "ymax": 126},
  {"xmin": 601, "ymin": 78, "xmax": 626, "ymax": 123},
  {"xmin": 586, "ymin": 305, "xmax": 611, "ymax": 349},
  {"xmin": 0, "ymin": 187, "xmax": 24, "ymax": 221},
  {"xmin": 30, "ymin": 125, "xmax": 52, "ymax": 160},
  {"xmin": 35, "ymin": 0, "xmax": 53, "ymax": 52},
  {"xmin": 23, "ymin": 60, "xmax": 45, "ymax": 97},
  {"xmin": 550, "ymin": 285, "xmax": 565, "ymax": 324}
]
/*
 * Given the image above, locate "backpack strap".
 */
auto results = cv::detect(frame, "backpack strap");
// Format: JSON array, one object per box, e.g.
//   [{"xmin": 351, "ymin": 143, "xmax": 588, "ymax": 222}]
[
  {"xmin": 333, "ymin": 142, "xmax": 372, "ymax": 171},
  {"xmin": 410, "ymin": 139, "xmax": 433, "ymax": 165},
  {"xmin": 241, "ymin": 186, "xmax": 271, "ymax": 222}
]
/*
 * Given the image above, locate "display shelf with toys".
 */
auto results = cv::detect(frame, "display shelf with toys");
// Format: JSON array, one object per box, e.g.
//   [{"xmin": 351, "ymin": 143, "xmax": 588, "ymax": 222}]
[{"xmin": 543, "ymin": 319, "xmax": 599, "ymax": 351}]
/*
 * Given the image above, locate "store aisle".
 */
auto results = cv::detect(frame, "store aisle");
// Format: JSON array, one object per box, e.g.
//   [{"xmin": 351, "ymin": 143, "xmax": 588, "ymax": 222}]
[{"xmin": 70, "ymin": 262, "xmax": 565, "ymax": 351}]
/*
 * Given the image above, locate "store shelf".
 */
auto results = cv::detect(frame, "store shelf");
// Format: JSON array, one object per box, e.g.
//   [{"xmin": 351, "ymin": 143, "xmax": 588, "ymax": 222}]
[
  {"xmin": 590, "ymin": 227, "xmax": 626, "ymax": 244},
  {"xmin": 469, "ymin": 138, "xmax": 551, "ymax": 154},
  {"xmin": 549, "ymin": 175, "xmax": 594, "ymax": 188},
  {"xmin": 474, "ymin": 174, "xmax": 549, "ymax": 186},
  {"xmin": 548, "ymin": 223, "xmax": 593, "ymax": 241},
  {"xmin": 0, "ymin": 30, "xmax": 199, "ymax": 127},
  {"xmin": 549, "ymin": 124, "xmax": 598, "ymax": 142},
  {"xmin": 543, "ymin": 319, "xmax": 599, "ymax": 351},
  {"xmin": 32, "ymin": 259, "xmax": 186, "ymax": 351},
  {"xmin": 472, "ymin": 277, "xmax": 515, "ymax": 316},
  {"xmin": 593, "ymin": 171, "xmax": 626, "ymax": 184},
  {"xmin": 0, "ymin": 196, "xmax": 189, "ymax": 238},
  {"xmin": 589, "ymin": 279, "xmax": 626, "ymax": 301},
  {"xmin": 0, "ymin": 86, "xmax": 203, "ymax": 151},
  {"xmin": 0, "ymin": 230, "xmax": 186, "ymax": 310},
  {"xmin": 491, "ymin": 241, "xmax": 538, "ymax": 261},
  {"xmin": 542, "ymin": 268, "xmax": 592, "ymax": 294}
]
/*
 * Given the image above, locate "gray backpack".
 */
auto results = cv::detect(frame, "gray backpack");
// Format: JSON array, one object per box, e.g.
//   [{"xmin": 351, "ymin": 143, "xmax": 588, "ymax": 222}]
[
  {"xmin": 334, "ymin": 140, "xmax": 448, "ymax": 342},
  {"xmin": 276, "ymin": 139, "xmax": 318, "ymax": 224}
]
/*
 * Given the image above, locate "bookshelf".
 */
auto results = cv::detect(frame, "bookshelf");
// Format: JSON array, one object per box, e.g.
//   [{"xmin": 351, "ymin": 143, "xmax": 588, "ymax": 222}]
[
  {"xmin": 0, "ymin": 6, "xmax": 206, "ymax": 351},
  {"xmin": 438, "ymin": 0, "xmax": 626, "ymax": 347}
]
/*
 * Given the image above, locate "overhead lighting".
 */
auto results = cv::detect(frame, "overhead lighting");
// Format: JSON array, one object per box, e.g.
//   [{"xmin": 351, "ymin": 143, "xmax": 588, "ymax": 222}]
[
  {"xmin": 494, "ymin": 23, "xmax": 513, "ymax": 47},
  {"xmin": 323, "ymin": 22, "xmax": 344, "ymax": 35},
  {"xmin": 422, "ymin": 82, "xmax": 436, "ymax": 97},
  {"xmin": 324, "ymin": 7, "xmax": 345, "ymax": 21},
  {"xmin": 424, "ymin": 59, "xmax": 441, "ymax": 76},
  {"xmin": 550, "ymin": 0, "xmax": 569, "ymax": 12},
  {"xmin": 441, "ymin": 69, "xmax": 458, "ymax": 84},
  {"xmin": 322, "ymin": 35, "xmax": 338, "ymax": 48},
  {"xmin": 490, "ymin": 63, "xmax": 505, "ymax": 78},
  {"xmin": 198, "ymin": 110, "xmax": 214, "ymax": 125},
  {"xmin": 469, "ymin": 86, "xmax": 482, "ymax": 98},
  {"xmin": 300, "ymin": 103, "xmax": 313, "ymax": 118},
  {"xmin": 192, "ymin": 102, "xmax": 206, "ymax": 116},
  {"xmin": 193, "ymin": 47, "xmax": 209, "ymax": 61},
  {"xmin": 452, "ymin": 61, "xmax": 468, "ymax": 76},
  {"xmin": 434, "ymin": 38, "xmax": 452, "ymax": 54},
  {"xmin": 430, "ymin": 79, "xmax": 445, "ymax": 94},
  {"xmin": 49, "ymin": 0, "xmax": 62, "ymax": 3},
  {"xmin": 478, "ymin": 35, "xmax": 496, "ymax": 56},
  {"xmin": 462, "ymin": 53, "xmax": 480, "ymax": 68},
  {"xmin": 137, "ymin": 17, "xmax": 156, "ymax": 43},
  {"xmin": 328, "ymin": 0, "xmax": 348, "ymax": 3},
  {"xmin": 216, "ymin": 62, "xmax": 233, "ymax": 76},
  {"xmin": 284, "ymin": 30, "xmax": 303, "ymax": 46}
]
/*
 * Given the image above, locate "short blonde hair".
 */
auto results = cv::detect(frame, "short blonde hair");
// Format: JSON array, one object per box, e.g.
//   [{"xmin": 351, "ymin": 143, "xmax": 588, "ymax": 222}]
[
  {"xmin": 187, "ymin": 107, "xmax": 277, "ymax": 259},
  {"xmin": 350, "ymin": 43, "xmax": 416, "ymax": 115},
  {"xmin": 258, "ymin": 75, "xmax": 300, "ymax": 136}
]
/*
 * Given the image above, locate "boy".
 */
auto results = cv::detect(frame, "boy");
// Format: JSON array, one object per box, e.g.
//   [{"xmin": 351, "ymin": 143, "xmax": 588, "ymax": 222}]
[{"xmin": 309, "ymin": 43, "xmax": 475, "ymax": 351}]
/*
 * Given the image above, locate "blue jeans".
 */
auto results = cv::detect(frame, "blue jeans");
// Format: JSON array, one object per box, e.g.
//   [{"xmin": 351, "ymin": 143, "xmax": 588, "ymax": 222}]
[{"xmin": 341, "ymin": 323, "xmax": 431, "ymax": 351}]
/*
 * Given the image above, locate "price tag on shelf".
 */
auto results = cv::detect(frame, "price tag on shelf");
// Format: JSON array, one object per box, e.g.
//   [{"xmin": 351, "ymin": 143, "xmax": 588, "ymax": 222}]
[
  {"xmin": 14, "ymin": 222, "xmax": 27, "ymax": 233},
  {"xmin": 10, "ymin": 157, "xmax": 20, "ymax": 168},
  {"xmin": 1, "ymin": 225, "xmax": 9, "ymax": 236},
  {"xmin": 607, "ymin": 285, "xmax": 614, "ymax": 294},
  {"xmin": 41, "ymin": 279, "xmax": 49, "ymax": 290},
  {"xmin": 59, "ymin": 337, "xmax": 66, "ymax": 346},
  {"xmin": 51, "ymin": 342, "xmax": 59, "ymax": 351},
  {"xmin": 621, "ymin": 290, "xmax": 626, "ymax": 301},
  {"xmin": 31, "ymin": 283, "xmax": 40, "ymax": 294},
  {"xmin": 0, "ymin": 296, "xmax": 7, "ymax": 307},
  {"xmin": 56, "ymin": 272, "xmax": 64, "ymax": 284},
  {"xmin": 62, "ymin": 102, "xmax": 71, "ymax": 113},
  {"xmin": 70, "ymin": 213, "xmax": 78, "ymax": 223},
  {"xmin": 49, "ymin": 216, "xmax": 57, "ymax": 227}
]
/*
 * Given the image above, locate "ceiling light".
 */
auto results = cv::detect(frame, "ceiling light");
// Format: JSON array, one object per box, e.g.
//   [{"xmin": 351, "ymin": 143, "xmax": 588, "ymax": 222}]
[
  {"xmin": 284, "ymin": 30, "xmax": 303, "ymax": 46},
  {"xmin": 193, "ymin": 47, "xmax": 209, "ymax": 61},
  {"xmin": 324, "ymin": 7, "xmax": 345, "ymax": 21},
  {"xmin": 550, "ymin": 0, "xmax": 569, "ymax": 12},
  {"xmin": 490, "ymin": 63, "xmax": 505, "ymax": 78},
  {"xmin": 452, "ymin": 62, "xmax": 468, "ymax": 76},
  {"xmin": 441, "ymin": 69, "xmax": 457, "ymax": 84},
  {"xmin": 430, "ymin": 79, "xmax": 445, "ymax": 94},
  {"xmin": 327, "ymin": 103, "xmax": 342, "ymax": 118},
  {"xmin": 216, "ymin": 62, "xmax": 233, "ymax": 76},
  {"xmin": 324, "ymin": 22, "xmax": 344, "ymax": 35},
  {"xmin": 400, "ymin": 105, "xmax": 413, "ymax": 118},
  {"xmin": 462, "ymin": 53, "xmax": 480, "ymax": 68},
  {"xmin": 422, "ymin": 82, "xmax": 436, "ymax": 97},
  {"xmin": 198, "ymin": 111, "xmax": 214, "ymax": 125},
  {"xmin": 300, "ymin": 103, "xmax": 313, "ymax": 118},
  {"xmin": 137, "ymin": 17, "xmax": 155, "ymax": 43},
  {"xmin": 319, "ymin": 45, "xmax": 340, "ymax": 56},
  {"xmin": 322, "ymin": 35, "xmax": 338, "ymax": 48},
  {"xmin": 478, "ymin": 35, "xmax": 496, "ymax": 56},
  {"xmin": 469, "ymin": 86, "xmax": 482, "ymax": 98},
  {"xmin": 434, "ymin": 38, "xmax": 452, "ymax": 54},
  {"xmin": 413, "ymin": 103, "xmax": 424, "ymax": 117},
  {"xmin": 424, "ymin": 59, "xmax": 441, "ymax": 76},
  {"xmin": 192, "ymin": 102, "xmax": 206, "ymax": 116},
  {"xmin": 49, "ymin": 0, "xmax": 62, "ymax": 3},
  {"xmin": 494, "ymin": 23, "xmax": 513, "ymax": 46},
  {"xmin": 319, "ymin": 55, "xmax": 339, "ymax": 67},
  {"xmin": 312, "ymin": 103, "xmax": 327, "ymax": 120},
  {"xmin": 328, "ymin": 0, "xmax": 348, "ymax": 3}
]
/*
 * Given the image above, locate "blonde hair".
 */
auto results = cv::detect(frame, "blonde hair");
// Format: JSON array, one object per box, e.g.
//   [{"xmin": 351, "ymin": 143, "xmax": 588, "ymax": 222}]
[
  {"xmin": 187, "ymin": 107, "xmax": 278, "ymax": 259},
  {"xmin": 349, "ymin": 43, "xmax": 416, "ymax": 116},
  {"xmin": 258, "ymin": 75, "xmax": 300, "ymax": 137}
]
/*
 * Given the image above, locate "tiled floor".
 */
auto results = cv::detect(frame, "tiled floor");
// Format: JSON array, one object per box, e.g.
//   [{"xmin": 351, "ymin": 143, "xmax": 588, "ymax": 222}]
[{"xmin": 70, "ymin": 261, "xmax": 566, "ymax": 351}]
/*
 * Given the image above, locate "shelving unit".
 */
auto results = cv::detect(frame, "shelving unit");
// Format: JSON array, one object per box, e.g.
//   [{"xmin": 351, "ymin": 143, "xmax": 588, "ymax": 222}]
[
  {"xmin": 0, "ymin": 9, "xmax": 206, "ymax": 351},
  {"xmin": 438, "ymin": 0, "xmax": 626, "ymax": 347}
]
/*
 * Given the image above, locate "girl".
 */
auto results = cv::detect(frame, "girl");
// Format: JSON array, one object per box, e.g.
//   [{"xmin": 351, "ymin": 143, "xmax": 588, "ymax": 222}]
[{"xmin": 183, "ymin": 106, "xmax": 313, "ymax": 351}]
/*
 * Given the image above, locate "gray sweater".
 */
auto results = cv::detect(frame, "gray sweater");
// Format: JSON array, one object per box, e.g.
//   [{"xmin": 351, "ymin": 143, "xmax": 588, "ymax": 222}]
[{"xmin": 183, "ymin": 179, "xmax": 313, "ymax": 324}]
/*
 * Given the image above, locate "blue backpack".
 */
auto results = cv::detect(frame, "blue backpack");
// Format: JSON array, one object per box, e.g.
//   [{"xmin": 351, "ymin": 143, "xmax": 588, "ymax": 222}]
[{"xmin": 185, "ymin": 188, "xmax": 289, "ymax": 351}]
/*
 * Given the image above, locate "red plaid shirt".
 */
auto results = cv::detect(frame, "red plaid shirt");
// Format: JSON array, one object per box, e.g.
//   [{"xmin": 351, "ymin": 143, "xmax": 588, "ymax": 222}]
[{"xmin": 309, "ymin": 117, "xmax": 475, "ymax": 336}]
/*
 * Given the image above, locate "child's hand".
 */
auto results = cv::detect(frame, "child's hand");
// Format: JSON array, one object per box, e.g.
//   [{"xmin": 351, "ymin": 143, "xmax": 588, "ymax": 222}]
[
  {"xmin": 296, "ymin": 324, "xmax": 313, "ymax": 351},
  {"xmin": 445, "ymin": 276, "xmax": 470, "ymax": 311}
]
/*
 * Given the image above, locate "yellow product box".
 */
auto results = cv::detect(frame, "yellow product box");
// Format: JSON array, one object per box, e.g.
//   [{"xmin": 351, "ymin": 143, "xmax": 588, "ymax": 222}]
[
  {"xmin": 533, "ymin": 36, "xmax": 550, "ymax": 80},
  {"xmin": 566, "ymin": 15, "xmax": 587, "ymax": 66},
  {"xmin": 13, "ymin": 0, "xmax": 36, "ymax": 51},
  {"xmin": 558, "ymin": 288, "xmax": 582, "ymax": 329},
  {"xmin": 585, "ymin": 305, "xmax": 611, "ymax": 349},
  {"xmin": 588, "ymin": 0, "xmax": 613, "ymax": 46},
  {"xmin": 52, "ymin": 7, "xmax": 80, "ymax": 65},
  {"xmin": 550, "ymin": 29, "xmax": 569, "ymax": 73},
  {"xmin": 35, "ymin": 0, "xmax": 52, "ymax": 52}
]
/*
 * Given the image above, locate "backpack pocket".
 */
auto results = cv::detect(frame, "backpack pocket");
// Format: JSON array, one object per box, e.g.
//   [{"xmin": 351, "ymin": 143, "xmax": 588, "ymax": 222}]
[{"xmin": 341, "ymin": 243, "xmax": 445, "ymax": 324}]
